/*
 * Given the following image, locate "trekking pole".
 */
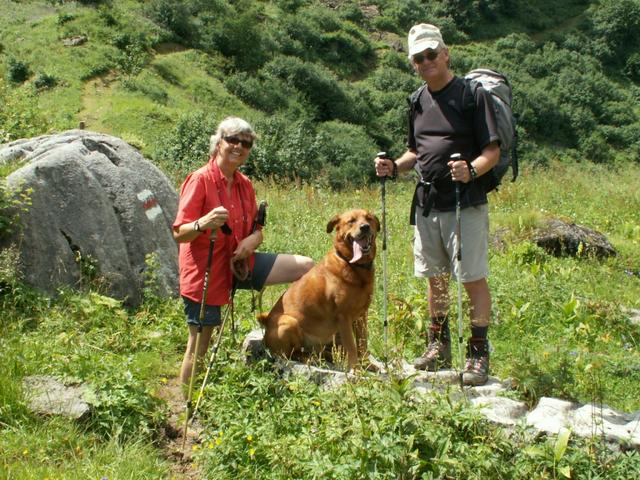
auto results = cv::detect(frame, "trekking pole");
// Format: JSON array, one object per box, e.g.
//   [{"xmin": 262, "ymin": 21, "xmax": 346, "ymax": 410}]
[
  {"xmin": 181, "ymin": 223, "xmax": 231, "ymax": 451},
  {"xmin": 378, "ymin": 152, "xmax": 390, "ymax": 366},
  {"xmin": 451, "ymin": 153, "xmax": 465, "ymax": 389},
  {"xmin": 190, "ymin": 201, "xmax": 267, "ymax": 421}
]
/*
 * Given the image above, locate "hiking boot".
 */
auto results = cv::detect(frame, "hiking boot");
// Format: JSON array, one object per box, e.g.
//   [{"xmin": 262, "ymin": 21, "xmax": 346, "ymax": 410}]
[
  {"xmin": 462, "ymin": 337, "xmax": 490, "ymax": 386},
  {"xmin": 414, "ymin": 326, "xmax": 451, "ymax": 371}
]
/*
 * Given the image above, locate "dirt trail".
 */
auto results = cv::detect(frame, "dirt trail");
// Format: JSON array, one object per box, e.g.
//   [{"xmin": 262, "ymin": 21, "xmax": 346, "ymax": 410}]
[{"xmin": 157, "ymin": 377, "xmax": 203, "ymax": 480}]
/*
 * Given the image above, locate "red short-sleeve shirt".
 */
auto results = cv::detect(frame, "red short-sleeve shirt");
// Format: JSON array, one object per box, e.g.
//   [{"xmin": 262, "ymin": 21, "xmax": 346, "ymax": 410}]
[{"xmin": 173, "ymin": 158, "xmax": 258, "ymax": 305}]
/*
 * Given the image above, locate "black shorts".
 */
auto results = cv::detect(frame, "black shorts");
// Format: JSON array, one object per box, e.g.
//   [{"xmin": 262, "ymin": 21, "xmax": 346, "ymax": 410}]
[{"xmin": 183, "ymin": 252, "xmax": 278, "ymax": 327}]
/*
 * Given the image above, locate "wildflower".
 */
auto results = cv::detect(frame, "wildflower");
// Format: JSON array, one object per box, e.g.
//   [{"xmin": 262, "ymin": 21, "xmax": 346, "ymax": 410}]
[
  {"xmin": 160, "ymin": 377, "xmax": 168, "ymax": 384},
  {"xmin": 208, "ymin": 442, "xmax": 214, "ymax": 449},
  {"xmin": 192, "ymin": 444, "xmax": 199, "ymax": 452},
  {"xmin": 249, "ymin": 448, "xmax": 256, "ymax": 458},
  {"xmin": 246, "ymin": 434, "xmax": 253, "ymax": 442},
  {"xmin": 22, "ymin": 449, "xmax": 28, "ymax": 456},
  {"xmin": 215, "ymin": 437, "xmax": 222, "ymax": 446}
]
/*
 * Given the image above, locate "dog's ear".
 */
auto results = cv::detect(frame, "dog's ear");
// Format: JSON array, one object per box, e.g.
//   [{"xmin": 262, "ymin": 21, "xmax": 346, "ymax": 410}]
[
  {"xmin": 372, "ymin": 214, "xmax": 381, "ymax": 233},
  {"xmin": 326, "ymin": 215, "xmax": 340, "ymax": 233}
]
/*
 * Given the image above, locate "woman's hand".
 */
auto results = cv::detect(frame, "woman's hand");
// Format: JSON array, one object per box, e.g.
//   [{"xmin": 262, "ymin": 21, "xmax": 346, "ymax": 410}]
[
  {"xmin": 199, "ymin": 206, "xmax": 229, "ymax": 232},
  {"xmin": 232, "ymin": 231, "xmax": 262, "ymax": 261}
]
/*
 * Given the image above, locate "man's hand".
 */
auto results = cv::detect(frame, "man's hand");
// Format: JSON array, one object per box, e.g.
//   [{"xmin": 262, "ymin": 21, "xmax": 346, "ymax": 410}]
[
  {"xmin": 374, "ymin": 155, "xmax": 395, "ymax": 177},
  {"xmin": 448, "ymin": 158, "xmax": 472, "ymax": 183}
]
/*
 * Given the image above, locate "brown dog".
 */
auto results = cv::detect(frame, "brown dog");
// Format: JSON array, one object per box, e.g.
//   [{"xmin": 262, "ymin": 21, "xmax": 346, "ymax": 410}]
[{"xmin": 258, "ymin": 209, "xmax": 380, "ymax": 370}]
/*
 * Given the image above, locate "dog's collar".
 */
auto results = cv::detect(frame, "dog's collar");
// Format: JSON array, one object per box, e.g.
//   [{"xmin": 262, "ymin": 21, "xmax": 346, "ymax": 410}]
[{"xmin": 334, "ymin": 250, "xmax": 373, "ymax": 270}]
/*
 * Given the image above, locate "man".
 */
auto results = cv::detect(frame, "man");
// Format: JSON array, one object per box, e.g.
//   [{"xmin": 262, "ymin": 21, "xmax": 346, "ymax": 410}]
[{"xmin": 375, "ymin": 24, "xmax": 500, "ymax": 386}]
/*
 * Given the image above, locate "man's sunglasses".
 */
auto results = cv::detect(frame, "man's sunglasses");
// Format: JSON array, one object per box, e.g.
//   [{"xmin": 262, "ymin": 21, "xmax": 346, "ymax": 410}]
[
  {"xmin": 412, "ymin": 49, "xmax": 441, "ymax": 63},
  {"xmin": 224, "ymin": 136, "xmax": 253, "ymax": 149}
]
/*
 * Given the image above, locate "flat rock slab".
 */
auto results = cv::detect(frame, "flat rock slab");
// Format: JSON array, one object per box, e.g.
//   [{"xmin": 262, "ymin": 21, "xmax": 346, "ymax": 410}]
[
  {"xmin": 23, "ymin": 375, "xmax": 91, "ymax": 420},
  {"xmin": 243, "ymin": 329, "xmax": 640, "ymax": 449}
]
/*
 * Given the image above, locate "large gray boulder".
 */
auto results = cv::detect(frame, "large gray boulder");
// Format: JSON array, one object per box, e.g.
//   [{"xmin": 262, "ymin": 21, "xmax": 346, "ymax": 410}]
[{"xmin": 1, "ymin": 130, "xmax": 179, "ymax": 305}]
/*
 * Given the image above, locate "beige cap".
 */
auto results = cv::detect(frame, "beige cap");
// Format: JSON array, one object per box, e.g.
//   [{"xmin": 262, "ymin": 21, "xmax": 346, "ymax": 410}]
[{"xmin": 407, "ymin": 23, "xmax": 446, "ymax": 58}]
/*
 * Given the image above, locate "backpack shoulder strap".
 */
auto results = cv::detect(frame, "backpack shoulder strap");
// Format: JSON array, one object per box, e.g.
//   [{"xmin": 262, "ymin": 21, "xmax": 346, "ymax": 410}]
[
  {"xmin": 461, "ymin": 77, "xmax": 479, "ymax": 114},
  {"xmin": 407, "ymin": 83, "xmax": 427, "ymax": 117}
]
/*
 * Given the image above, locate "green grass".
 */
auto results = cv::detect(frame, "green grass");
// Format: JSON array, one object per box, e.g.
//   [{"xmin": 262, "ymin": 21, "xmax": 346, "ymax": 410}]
[
  {"xmin": 3, "ymin": 161, "xmax": 639, "ymax": 478},
  {"xmin": 2, "ymin": 0, "xmax": 640, "ymax": 476}
]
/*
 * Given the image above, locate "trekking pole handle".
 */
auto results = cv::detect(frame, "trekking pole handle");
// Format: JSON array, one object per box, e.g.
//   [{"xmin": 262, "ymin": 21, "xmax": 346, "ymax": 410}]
[
  {"xmin": 255, "ymin": 200, "xmax": 267, "ymax": 229},
  {"xmin": 377, "ymin": 151, "xmax": 393, "ymax": 179}
]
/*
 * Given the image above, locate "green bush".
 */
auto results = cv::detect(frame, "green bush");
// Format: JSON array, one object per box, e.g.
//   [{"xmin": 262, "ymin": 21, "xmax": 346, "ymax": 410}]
[
  {"xmin": 145, "ymin": 0, "xmax": 195, "ymax": 42},
  {"xmin": 153, "ymin": 110, "xmax": 218, "ymax": 179},
  {"xmin": 33, "ymin": 72, "xmax": 58, "ymax": 90},
  {"xmin": 247, "ymin": 117, "xmax": 324, "ymax": 184},
  {"xmin": 261, "ymin": 56, "xmax": 356, "ymax": 123},
  {"xmin": 588, "ymin": 0, "xmax": 640, "ymax": 67},
  {"xmin": 315, "ymin": 121, "xmax": 379, "ymax": 189},
  {"xmin": 56, "ymin": 13, "xmax": 76, "ymax": 25},
  {"xmin": 0, "ymin": 79, "xmax": 49, "ymax": 142},
  {"xmin": 6, "ymin": 58, "xmax": 30, "ymax": 84},
  {"xmin": 224, "ymin": 72, "xmax": 295, "ymax": 115},
  {"xmin": 274, "ymin": 7, "xmax": 374, "ymax": 78},
  {"xmin": 198, "ymin": 1, "xmax": 272, "ymax": 72}
]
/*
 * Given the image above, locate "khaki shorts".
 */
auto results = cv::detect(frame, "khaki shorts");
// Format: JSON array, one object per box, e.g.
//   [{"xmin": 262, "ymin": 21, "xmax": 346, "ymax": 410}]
[{"xmin": 413, "ymin": 204, "xmax": 489, "ymax": 282}]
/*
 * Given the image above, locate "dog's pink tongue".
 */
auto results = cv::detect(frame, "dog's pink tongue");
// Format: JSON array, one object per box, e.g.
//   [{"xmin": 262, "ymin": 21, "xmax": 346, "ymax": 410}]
[{"xmin": 350, "ymin": 240, "xmax": 363, "ymax": 263}]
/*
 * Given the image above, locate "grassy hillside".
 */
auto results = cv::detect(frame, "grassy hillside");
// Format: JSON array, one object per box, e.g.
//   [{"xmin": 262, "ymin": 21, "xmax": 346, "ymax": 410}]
[{"xmin": 2, "ymin": 0, "xmax": 640, "ymax": 187}]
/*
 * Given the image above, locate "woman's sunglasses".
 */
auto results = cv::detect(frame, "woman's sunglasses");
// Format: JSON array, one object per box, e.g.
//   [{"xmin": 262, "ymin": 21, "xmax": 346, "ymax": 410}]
[
  {"xmin": 224, "ymin": 136, "xmax": 253, "ymax": 149},
  {"xmin": 412, "ymin": 49, "xmax": 441, "ymax": 63}
]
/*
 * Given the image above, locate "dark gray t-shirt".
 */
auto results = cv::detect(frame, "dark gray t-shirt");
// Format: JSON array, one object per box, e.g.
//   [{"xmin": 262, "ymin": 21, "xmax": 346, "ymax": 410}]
[{"xmin": 408, "ymin": 76, "xmax": 499, "ymax": 211}]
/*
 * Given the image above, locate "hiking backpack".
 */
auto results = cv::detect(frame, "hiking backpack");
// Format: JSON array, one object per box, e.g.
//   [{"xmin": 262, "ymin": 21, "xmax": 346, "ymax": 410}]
[
  {"xmin": 408, "ymin": 68, "xmax": 519, "ymax": 192},
  {"xmin": 463, "ymin": 68, "xmax": 518, "ymax": 192}
]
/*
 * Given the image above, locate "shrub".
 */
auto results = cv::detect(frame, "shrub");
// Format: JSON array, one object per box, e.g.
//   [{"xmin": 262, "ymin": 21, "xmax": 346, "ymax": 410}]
[
  {"xmin": 247, "ymin": 117, "xmax": 324, "ymax": 184},
  {"xmin": 224, "ymin": 72, "xmax": 294, "ymax": 115},
  {"xmin": 145, "ymin": 0, "xmax": 195, "ymax": 42},
  {"xmin": 261, "ymin": 56, "xmax": 354, "ymax": 123},
  {"xmin": 153, "ymin": 110, "xmax": 218, "ymax": 179},
  {"xmin": 33, "ymin": 72, "xmax": 58, "ymax": 90},
  {"xmin": 197, "ymin": 2, "xmax": 272, "ymax": 72},
  {"xmin": 56, "ymin": 13, "xmax": 75, "ymax": 25},
  {"xmin": 6, "ymin": 58, "xmax": 30, "ymax": 84},
  {"xmin": 315, "ymin": 121, "xmax": 379, "ymax": 189},
  {"xmin": 116, "ymin": 43, "xmax": 149, "ymax": 78},
  {"xmin": 588, "ymin": 0, "xmax": 640, "ymax": 66},
  {"xmin": 0, "ymin": 79, "xmax": 49, "ymax": 142}
]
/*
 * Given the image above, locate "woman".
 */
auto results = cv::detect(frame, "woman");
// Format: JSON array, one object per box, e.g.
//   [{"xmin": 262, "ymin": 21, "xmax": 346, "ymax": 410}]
[{"xmin": 172, "ymin": 116, "xmax": 313, "ymax": 387}]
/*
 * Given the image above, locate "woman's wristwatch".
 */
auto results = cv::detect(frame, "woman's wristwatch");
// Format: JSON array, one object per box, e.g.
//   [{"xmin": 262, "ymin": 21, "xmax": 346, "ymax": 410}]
[
  {"xmin": 194, "ymin": 220, "xmax": 202, "ymax": 232},
  {"xmin": 468, "ymin": 162, "xmax": 478, "ymax": 181}
]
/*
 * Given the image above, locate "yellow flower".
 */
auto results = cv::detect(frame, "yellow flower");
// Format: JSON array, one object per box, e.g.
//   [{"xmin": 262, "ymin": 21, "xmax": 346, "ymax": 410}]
[
  {"xmin": 160, "ymin": 377, "xmax": 168, "ymax": 384},
  {"xmin": 215, "ymin": 437, "xmax": 222, "ymax": 446},
  {"xmin": 246, "ymin": 434, "xmax": 253, "ymax": 442},
  {"xmin": 208, "ymin": 442, "xmax": 214, "ymax": 449},
  {"xmin": 22, "ymin": 449, "xmax": 28, "ymax": 456},
  {"xmin": 249, "ymin": 448, "xmax": 256, "ymax": 458},
  {"xmin": 192, "ymin": 444, "xmax": 199, "ymax": 452}
]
